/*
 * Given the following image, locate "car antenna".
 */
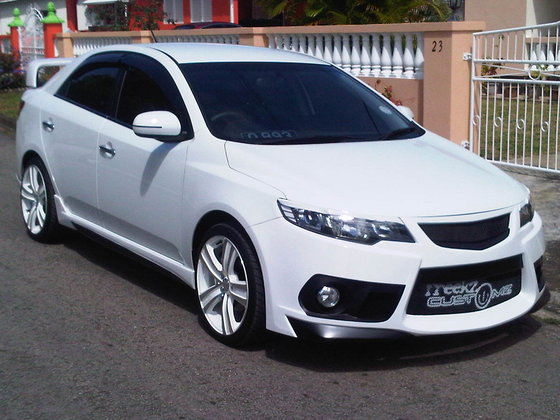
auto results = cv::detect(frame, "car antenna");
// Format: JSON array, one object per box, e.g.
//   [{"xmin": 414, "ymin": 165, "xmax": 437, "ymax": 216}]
[{"xmin": 151, "ymin": 29, "xmax": 158, "ymax": 43}]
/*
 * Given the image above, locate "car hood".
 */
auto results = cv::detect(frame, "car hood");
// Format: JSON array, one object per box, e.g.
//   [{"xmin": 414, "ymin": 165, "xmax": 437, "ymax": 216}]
[{"xmin": 224, "ymin": 133, "xmax": 527, "ymax": 217}]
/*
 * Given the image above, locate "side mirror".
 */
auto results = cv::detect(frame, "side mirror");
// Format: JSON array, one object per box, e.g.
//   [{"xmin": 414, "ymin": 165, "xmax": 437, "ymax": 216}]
[
  {"xmin": 397, "ymin": 105, "xmax": 414, "ymax": 121},
  {"xmin": 132, "ymin": 111, "xmax": 182, "ymax": 141}
]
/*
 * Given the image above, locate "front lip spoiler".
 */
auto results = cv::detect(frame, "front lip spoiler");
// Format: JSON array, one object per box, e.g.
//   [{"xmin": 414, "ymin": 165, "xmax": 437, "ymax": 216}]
[
  {"xmin": 529, "ymin": 286, "xmax": 550, "ymax": 313},
  {"xmin": 287, "ymin": 317, "xmax": 412, "ymax": 341}
]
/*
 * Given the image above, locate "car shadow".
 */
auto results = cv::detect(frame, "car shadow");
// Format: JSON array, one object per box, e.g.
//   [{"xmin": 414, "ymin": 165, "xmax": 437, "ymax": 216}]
[
  {"xmin": 63, "ymin": 233, "xmax": 543, "ymax": 371},
  {"xmin": 63, "ymin": 233, "xmax": 199, "ymax": 315},
  {"xmin": 261, "ymin": 316, "xmax": 541, "ymax": 371}
]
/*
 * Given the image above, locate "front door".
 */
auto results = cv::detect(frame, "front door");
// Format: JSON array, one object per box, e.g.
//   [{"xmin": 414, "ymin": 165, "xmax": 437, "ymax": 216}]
[{"xmin": 96, "ymin": 53, "xmax": 192, "ymax": 261}]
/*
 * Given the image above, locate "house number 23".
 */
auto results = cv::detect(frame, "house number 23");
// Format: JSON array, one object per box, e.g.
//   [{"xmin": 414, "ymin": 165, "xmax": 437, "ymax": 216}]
[{"xmin": 432, "ymin": 40, "xmax": 443, "ymax": 52}]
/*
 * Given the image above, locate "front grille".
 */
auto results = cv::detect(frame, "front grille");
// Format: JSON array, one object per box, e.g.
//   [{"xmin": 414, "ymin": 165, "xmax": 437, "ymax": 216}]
[
  {"xmin": 407, "ymin": 255, "xmax": 523, "ymax": 315},
  {"xmin": 419, "ymin": 213, "xmax": 510, "ymax": 250}
]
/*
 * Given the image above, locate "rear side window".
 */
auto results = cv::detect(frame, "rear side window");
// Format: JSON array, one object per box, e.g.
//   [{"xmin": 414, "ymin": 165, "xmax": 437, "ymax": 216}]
[{"xmin": 57, "ymin": 66, "xmax": 120, "ymax": 115}]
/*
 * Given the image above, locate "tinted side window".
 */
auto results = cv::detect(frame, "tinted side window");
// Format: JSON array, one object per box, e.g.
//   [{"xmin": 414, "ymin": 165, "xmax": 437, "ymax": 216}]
[
  {"xmin": 58, "ymin": 66, "xmax": 120, "ymax": 115},
  {"xmin": 116, "ymin": 67, "xmax": 176, "ymax": 126},
  {"xmin": 115, "ymin": 54, "xmax": 192, "ymax": 140}
]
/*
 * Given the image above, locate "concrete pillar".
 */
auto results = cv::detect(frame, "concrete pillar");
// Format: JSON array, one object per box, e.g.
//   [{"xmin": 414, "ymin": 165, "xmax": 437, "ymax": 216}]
[
  {"xmin": 422, "ymin": 22, "xmax": 484, "ymax": 145},
  {"xmin": 8, "ymin": 8, "xmax": 24, "ymax": 58},
  {"xmin": 55, "ymin": 33, "xmax": 74, "ymax": 58},
  {"xmin": 42, "ymin": 2, "xmax": 64, "ymax": 58}
]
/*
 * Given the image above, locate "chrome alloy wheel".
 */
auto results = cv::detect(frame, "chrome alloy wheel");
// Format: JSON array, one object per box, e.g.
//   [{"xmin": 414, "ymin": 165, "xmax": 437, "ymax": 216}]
[
  {"xmin": 21, "ymin": 164, "xmax": 47, "ymax": 235},
  {"xmin": 196, "ymin": 235, "xmax": 249, "ymax": 336}
]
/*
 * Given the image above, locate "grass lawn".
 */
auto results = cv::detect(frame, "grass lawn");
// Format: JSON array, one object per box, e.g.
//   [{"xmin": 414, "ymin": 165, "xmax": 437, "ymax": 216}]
[
  {"xmin": 0, "ymin": 90, "xmax": 23, "ymax": 121},
  {"xmin": 476, "ymin": 91, "xmax": 560, "ymax": 170}
]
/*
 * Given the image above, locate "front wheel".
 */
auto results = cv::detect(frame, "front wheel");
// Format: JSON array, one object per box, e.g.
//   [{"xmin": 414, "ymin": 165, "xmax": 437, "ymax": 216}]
[
  {"xmin": 20, "ymin": 158, "xmax": 64, "ymax": 243},
  {"xmin": 195, "ymin": 223, "xmax": 266, "ymax": 346}
]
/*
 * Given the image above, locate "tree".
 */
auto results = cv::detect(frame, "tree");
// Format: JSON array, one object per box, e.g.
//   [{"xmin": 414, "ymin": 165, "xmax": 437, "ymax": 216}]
[
  {"xmin": 256, "ymin": 0, "xmax": 451, "ymax": 25},
  {"xmin": 129, "ymin": 0, "xmax": 164, "ymax": 30}
]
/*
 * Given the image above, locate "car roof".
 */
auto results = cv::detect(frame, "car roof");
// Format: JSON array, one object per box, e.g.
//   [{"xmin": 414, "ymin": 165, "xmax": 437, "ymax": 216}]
[{"xmin": 145, "ymin": 43, "xmax": 328, "ymax": 65}]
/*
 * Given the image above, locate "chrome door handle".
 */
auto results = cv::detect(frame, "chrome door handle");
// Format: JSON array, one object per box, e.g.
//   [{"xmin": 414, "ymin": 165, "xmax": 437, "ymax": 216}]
[
  {"xmin": 42, "ymin": 120, "xmax": 55, "ymax": 132},
  {"xmin": 99, "ymin": 143, "xmax": 116, "ymax": 157}
]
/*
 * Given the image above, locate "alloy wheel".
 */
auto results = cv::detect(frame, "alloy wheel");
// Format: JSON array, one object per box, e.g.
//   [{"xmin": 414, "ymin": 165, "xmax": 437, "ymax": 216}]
[
  {"xmin": 21, "ymin": 164, "xmax": 47, "ymax": 235},
  {"xmin": 196, "ymin": 235, "xmax": 249, "ymax": 336}
]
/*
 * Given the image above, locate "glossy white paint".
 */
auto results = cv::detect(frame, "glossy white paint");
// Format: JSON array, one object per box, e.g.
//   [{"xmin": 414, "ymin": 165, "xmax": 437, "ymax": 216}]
[
  {"xmin": 16, "ymin": 44, "xmax": 546, "ymax": 341},
  {"xmin": 225, "ymin": 135, "xmax": 528, "ymax": 217},
  {"xmin": 132, "ymin": 111, "xmax": 182, "ymax": 138}
]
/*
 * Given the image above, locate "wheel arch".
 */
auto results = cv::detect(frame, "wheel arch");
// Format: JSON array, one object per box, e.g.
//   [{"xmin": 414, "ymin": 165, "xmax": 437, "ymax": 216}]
[
  {"xmin": 20, "ymin": 150, "xmax": 43, "ymax": 175},
  {"xmin": 192, "ymin": 210, "xmax": 250, "ymax": 261}
]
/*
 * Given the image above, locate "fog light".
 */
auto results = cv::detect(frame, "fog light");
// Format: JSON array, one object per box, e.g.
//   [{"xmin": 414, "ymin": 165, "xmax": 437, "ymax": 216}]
[{"xmin": 317, "ymin": 286, "xmax": 340, "ymax": 308}]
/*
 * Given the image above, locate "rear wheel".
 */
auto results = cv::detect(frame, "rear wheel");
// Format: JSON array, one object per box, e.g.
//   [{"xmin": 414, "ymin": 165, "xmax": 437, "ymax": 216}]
[
  {"xmin": 195, "ymin": 223, "xmax": 266, "ymax": 346},
  {"xmin": 20, "ymin": 158, "xmax": 64, "ymax": 243}
]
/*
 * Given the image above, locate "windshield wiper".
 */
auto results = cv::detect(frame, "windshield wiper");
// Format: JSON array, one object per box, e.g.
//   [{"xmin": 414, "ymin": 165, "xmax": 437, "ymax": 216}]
[
  {"xmin": 378, "ymin": 126, "xmax": 422, "ymax": 140},
  {"xmin": 259, "ymin": 135, "xmax": 372, "ymax": 145}
]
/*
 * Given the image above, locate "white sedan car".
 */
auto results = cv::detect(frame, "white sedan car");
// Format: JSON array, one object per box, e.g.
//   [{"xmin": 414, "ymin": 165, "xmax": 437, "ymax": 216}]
[{"xmin": 16, "ymin": 43, "xmax": 546, "ymax": 346}]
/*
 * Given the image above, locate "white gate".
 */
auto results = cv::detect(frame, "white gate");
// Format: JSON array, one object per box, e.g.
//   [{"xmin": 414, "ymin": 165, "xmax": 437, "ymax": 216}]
[
  {"xmin": 20, "ymin": 6, "xmax": 44, "ymax": 65},
  {"xmin": 470, "ymin": 21, "xmax": 560, "ymax": 174}
]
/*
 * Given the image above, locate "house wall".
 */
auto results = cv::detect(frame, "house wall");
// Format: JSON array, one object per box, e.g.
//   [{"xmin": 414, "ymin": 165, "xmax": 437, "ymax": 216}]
[
  {"xmin": 465, "ymin": 0, "xmax": 527, "ymax": 31},
  {"xmin": 0, "ymin": 0, "xmax": 75, "ymax": 35},
  {"xmin": 465, "ymin": 0, "xmax": 560, "ymax": 31},
  {"xmin": 527, "ymin": 0, "xmax": 560, "ymax": 27}
]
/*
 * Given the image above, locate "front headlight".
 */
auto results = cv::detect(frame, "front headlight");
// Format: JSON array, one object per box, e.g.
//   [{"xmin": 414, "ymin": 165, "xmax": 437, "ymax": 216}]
[
  {"xmin": 519, "ymin": 196, "xmax": 534, "ymax": 227},
  {"xmin": 278, "ymin": 200, "xmax": 414, "ymax": 245}
]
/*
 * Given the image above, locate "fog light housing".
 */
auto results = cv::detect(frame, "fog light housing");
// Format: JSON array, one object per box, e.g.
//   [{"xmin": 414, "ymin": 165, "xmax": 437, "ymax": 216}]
[{"xmin": 317, "ymin": 286, "xmax": 340, "ymax": 308}]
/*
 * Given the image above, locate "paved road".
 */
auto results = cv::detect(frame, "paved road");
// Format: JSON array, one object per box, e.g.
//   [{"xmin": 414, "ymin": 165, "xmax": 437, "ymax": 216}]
[{"xmin": 1, "ymin": 132, "xmax": 559, "ymax": 419}]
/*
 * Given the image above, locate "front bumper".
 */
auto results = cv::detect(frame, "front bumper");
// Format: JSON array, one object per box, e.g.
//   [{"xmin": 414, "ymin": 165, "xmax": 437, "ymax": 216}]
[{"xmin": 251, "ymin": 207, "xmax": 546, "ymax": 339}]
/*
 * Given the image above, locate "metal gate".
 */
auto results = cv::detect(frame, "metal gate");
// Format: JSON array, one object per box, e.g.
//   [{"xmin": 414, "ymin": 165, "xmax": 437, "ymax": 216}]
[
  {"xmin": 20, "ymin": 6, "xmax": 44, "ymax": 65},
  {"xmin": 470, "ymin": 21, "xmax": 560, "ymax": 174}
]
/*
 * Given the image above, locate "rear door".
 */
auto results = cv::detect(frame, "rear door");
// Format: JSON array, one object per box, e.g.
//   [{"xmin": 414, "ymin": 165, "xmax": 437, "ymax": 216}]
[{"xmin": 42, "ymin": 53, "xmax": 123, "ymax": 224}]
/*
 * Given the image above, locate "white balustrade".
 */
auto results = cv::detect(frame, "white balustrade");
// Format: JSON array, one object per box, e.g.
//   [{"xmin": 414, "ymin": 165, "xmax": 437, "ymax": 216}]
[
  {"xmin": 359, "ymin": 34, "xmax": 372, "ymax": 76},
  {"xmin": 370, "ymin": 34, "xmax": 381, "ymax": 77},
  {"xmin": 391, "ymin": 34, "xmax": 404, "ymax": 78},
  {"xmin": 263, "ymin": 31, "xmax": 424, "ymax": 79},
  {"xmin": 298, "ymin": 35, "xmax": 306, "ymax": 54},
  {"xmin": 68, "ymin": 30, "xmax": 425, "ymax": 79},
  {"xmin": 414, "ymin": 33, "xmax": 424, "ymax": 79},
  {"xmin": 332, "ymin": 35, "xmax": 342, "ymax": 68},
  {"xmin": 73, "ymin": 36, "xmax": 132, "ymax": 56},
  {"xmin": 323, "ymin": 34, "xmax": 333, "ymax": 63},
  {"xmin": 380, "ymin": 34, "xmax": 392, "ymax": 77},
  {"xmin": 150, "ymin": 33, "xmax": 239, "ymax": 45},
  {"xmin": 314, "ymin": 35, "xmax": 324, "ymax": 60},
  {"xmin": 350, "ymin": 34, "xmax": 361, "ymax": 75},
  {"xmin": 341, "ymin": 34, "xmax": 351, "ymax": 72},
  {"xmin": 546, "ymin": 44, "xmax": 555, "ymax": 71},
  {"xmin": 402, "ymin": 33, "xmax": 415, "ymax": 79}
]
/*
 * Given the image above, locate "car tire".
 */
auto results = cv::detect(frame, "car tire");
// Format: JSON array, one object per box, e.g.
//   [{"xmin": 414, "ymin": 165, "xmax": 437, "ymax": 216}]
[
  {"xmin": 195, "ymin": 223, "xmax": 266, "ymax": 347},
  {"xmin": 20, "ymin": 157, "xmax": 64, "ymax": 243}
]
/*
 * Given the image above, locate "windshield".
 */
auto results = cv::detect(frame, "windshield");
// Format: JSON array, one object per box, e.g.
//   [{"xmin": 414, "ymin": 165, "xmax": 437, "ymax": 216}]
[{"xmin": 180, "ymin": 62, "xmax": 424, "ymax": 145}]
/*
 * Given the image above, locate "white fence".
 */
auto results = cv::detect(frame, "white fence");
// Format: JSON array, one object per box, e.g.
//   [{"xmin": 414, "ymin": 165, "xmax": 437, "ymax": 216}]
[
  {"xmin": 154, "ymin": 34, "xmax": 239, "ymax": 44},
  {"xmin": 72, "ymin": 36, "xmax": 133, "ymax": 56},
  {"xmin": 471, "ymin": 21, "xmax": 560, "ymax": 173},
  {"xmin": 267, "ymin": 33, "xmax": 424, "ymax": 79},
  {"xmin": 66, "ymin": 29, "xmax": 424, "ymax": 79}
]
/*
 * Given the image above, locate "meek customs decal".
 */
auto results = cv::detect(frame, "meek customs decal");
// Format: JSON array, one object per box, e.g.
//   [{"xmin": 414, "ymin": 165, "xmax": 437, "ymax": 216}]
[{"xmin": 407, "ymin": 256, "xmax": 523, "ymax": 315}]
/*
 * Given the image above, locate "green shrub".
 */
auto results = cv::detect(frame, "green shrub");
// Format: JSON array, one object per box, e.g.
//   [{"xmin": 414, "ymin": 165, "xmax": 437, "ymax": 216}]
[{"xmin": 0, "ymin": 52, "xmax": 25, "ymax": 90}]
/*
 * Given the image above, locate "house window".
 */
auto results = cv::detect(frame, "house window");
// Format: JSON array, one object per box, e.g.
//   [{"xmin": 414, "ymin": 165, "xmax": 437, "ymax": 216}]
[
  {"xmin": 163, "ymin": 0, "xmax": 184, "ymax": 24},
  {"xmin": 191, "ymin": 0, "xmax": 213, "ymax": 22}
]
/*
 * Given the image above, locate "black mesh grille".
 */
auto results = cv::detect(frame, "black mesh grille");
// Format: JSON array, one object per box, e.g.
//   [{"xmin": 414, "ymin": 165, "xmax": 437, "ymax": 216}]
[{"xmin": 419, "ymin": 214, "xmax": 510, "ymax": 250}]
